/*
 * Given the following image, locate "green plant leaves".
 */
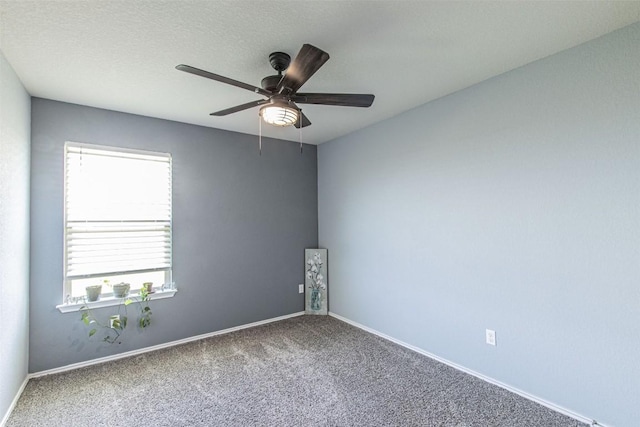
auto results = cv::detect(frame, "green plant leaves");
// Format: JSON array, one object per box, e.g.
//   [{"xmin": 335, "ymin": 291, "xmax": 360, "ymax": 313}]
[
  {"xmin": 139, "ymin": 316, "xmax": 151, "ymax": 328},
  {"xmin": 80, "ymin": 292, "xmax": 153, "ymax": 343}
]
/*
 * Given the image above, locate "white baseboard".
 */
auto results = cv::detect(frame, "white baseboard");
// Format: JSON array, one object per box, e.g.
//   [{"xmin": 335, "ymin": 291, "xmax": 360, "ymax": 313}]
[
  {"xmin": 31, "ymin": 311, "xmax": 305, "ymax": 378},
  {"xmin": 328, "ymin": 312, "xmax": 602, "ymax": 427},
  {"xmin": 1, "ymin": 376, "xmax": 29, "ymax": 427}
]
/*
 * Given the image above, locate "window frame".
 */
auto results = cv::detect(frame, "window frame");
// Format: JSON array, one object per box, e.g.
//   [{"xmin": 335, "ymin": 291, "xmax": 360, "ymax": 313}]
[{"xmin": 59, "ymin": 142, "xmax": 176, "ymax": 312}]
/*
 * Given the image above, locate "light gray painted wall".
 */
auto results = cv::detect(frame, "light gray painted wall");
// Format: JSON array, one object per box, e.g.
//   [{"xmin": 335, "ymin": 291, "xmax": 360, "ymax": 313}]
[
  {"xmin": 0, "ymin": 51, "xmax": 30, "ymax": 421},
  {"xmin": 30, "ymin": 99, "xmax": 317, "ymax": 372},
  {"xmin": 318, "ymin": 23, "xmax": 639, "ymax": 427}
]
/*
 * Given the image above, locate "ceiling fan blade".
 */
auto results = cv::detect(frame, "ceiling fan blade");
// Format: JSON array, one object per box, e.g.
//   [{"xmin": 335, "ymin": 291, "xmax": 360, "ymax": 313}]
[
  {"xmin": 176, "ymin": 64, "xmax": 271, "ymax": 97},
  {"xmin": 277, "ymin": 44, "xmax": 329, "ymax": 95},
  {"xmin": 293, "ymin": 93, "xmax": 375, "ymax": 107},
  {"xmin": 210, "ymin": 99, "xmax": 269, "ymax": 116},
  {"xmin": 293, "ymin": 110, "xmax": 312, "ymax": 129}
]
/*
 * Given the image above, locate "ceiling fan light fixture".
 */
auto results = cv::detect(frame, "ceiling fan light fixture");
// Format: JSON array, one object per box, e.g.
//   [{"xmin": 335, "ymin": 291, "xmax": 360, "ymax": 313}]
[{"xmin": 260, "ymin": 102, "xmax": 299, "ymax": 127}]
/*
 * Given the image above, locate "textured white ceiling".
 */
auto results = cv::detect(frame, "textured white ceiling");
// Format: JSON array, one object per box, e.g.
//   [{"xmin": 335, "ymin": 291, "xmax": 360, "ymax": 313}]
[{"xmin": 1, "ymin": 1, "xmax": 639, "ymax": 145}]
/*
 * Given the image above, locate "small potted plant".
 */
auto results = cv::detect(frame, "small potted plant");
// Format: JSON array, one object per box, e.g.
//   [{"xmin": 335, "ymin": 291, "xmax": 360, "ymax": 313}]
[
  {"xmin": 142, "ymin": 282, "xmax": 153, "ymax": 293},
  {"xmin": 112, "ymin": 282, "xmax": 130, "ymax": 298},
  {"xmin": 85, "ymin": 284, "xmax": 102, "ymax": 302}
]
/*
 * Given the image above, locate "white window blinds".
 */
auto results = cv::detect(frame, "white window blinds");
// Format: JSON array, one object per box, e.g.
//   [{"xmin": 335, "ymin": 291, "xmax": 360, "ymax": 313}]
[{"xmin": 64, "ymin": 143, "xmax": 172, "ymax": 280}]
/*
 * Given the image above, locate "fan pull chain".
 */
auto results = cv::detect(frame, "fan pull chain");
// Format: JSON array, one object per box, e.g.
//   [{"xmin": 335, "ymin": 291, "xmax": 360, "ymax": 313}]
[
  {"xmin": 299, "ymin": 110, "xmax": 303, "ymax": 154},
  {"xmin": 259, "ymin": 114, "xmax": 262, "ymax": 156}
]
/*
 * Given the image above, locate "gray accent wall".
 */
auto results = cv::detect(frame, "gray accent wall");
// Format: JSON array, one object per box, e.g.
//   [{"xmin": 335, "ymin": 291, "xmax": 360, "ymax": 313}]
[
  {"xmin": 30, "ymin": 99, "xmax": 317, "ymax": 372},
  {"xmin": 0, "ymin": 51, "xmax": 30, "ymax": 421},
  {"xmin": 318, "ymin": 23, "xmax": 639, "ymax": 426}
]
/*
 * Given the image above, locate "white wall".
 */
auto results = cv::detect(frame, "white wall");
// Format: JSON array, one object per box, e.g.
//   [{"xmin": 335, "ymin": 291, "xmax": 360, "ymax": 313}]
[
  {"xmin": 318, "ymin": 23, "xmax": 640, "ymax": 427},
  {"xmin": 0, "ymin": 51, "xmax": 30, "ymax": 422}
]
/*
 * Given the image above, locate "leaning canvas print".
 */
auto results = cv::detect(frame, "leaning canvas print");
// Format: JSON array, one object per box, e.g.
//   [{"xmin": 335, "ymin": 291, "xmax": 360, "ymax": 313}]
[{"xmin": 305, "ymin": 249, "xmax": 328, "ymax": 315}]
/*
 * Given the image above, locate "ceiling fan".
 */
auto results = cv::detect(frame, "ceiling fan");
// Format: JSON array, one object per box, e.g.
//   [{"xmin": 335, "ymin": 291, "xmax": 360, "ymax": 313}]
[{"xmin": 176, "ymin": 44, "xmax": 375, "ymax": 128}]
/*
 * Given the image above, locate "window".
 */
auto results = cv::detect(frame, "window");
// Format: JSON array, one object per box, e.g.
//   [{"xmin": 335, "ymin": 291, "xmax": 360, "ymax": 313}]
[{"xmin": 63, "ymin": 142, "xmax": 173, "ymax": 305}]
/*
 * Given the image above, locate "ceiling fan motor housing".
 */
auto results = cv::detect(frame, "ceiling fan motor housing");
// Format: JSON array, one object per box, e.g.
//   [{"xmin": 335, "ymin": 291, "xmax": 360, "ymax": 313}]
[
  {"xmin": 261, "ymin": 75, "xmax": 281, "ymax": 92},
  {"xmin": 261, "ymin": 52, "xmax": 291, "ymax": 92}
]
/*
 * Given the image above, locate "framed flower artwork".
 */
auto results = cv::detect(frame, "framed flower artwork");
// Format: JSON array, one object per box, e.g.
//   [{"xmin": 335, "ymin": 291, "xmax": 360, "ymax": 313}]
[{"xmin": 305, "ymin": 249, "xmax": 327, "ymax": 315}]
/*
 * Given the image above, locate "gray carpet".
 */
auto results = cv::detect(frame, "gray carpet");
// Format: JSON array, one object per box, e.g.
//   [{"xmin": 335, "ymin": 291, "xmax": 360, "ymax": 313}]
[{"xmin": 8, "ymin": 315, "xmax": 585, "ymax": 426}]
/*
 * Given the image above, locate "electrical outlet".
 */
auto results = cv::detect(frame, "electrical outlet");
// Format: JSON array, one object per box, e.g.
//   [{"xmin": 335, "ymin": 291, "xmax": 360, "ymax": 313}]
[
  {"xmin": 298, "ymin": 284, "xmax": 304, "ymax": 294},
  {"xmin": 486, "ymin": 329, "xmax": 496, "ymax": 346}
]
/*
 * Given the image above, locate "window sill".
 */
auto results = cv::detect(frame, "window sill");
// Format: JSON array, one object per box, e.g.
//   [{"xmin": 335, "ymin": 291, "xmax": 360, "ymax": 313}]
[{"xmin": 57, "ymin": 289, "xmax": 177, "ymax": 313}]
